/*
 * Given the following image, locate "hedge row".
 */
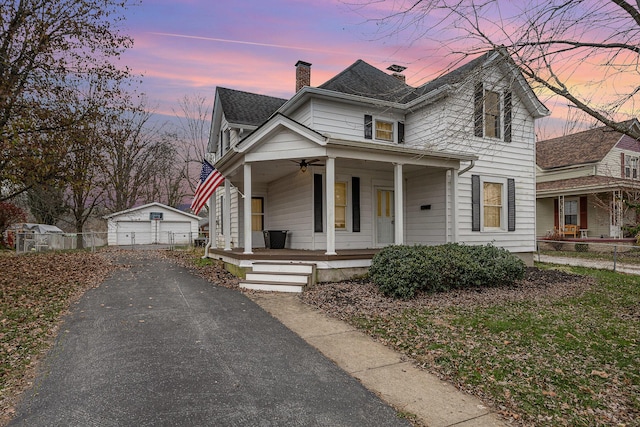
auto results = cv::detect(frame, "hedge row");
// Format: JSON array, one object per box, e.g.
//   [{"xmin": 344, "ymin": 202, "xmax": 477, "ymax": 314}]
[{"xmin": 369, "ymin": 243, "xmax": 526, "ymax": 299}]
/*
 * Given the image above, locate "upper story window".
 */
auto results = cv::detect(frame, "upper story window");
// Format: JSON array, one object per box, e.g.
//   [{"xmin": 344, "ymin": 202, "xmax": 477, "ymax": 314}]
[
  {"xmin": 375, "ymin": 120, "xmax": 394, "ymax": 142},
  {"xmin": 484, "ymin": 90, "xmax": 500, "ymax": 139},
  {"xmin": 474, "ymin": 83, "xmax": 512, "ymax": 142},
  {"xmin": 624, "ymin": 154, "xmax": 639, "ymax": 179},
  {"xmin": 364, "ymin": 115, "xmax": 404, "ymax": 143}
]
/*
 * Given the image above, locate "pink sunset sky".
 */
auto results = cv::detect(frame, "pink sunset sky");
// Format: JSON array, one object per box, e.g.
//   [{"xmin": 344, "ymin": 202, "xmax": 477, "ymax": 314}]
[{"xmin": 119, "ymin": 0, "xmax": 636, "ymax": 139}]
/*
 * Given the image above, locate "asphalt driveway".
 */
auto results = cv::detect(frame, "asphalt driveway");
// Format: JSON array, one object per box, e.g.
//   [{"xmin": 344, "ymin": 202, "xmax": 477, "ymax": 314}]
[{"xmin": 9, "ymin": 252, "xmax": 409, "ymax": 427}]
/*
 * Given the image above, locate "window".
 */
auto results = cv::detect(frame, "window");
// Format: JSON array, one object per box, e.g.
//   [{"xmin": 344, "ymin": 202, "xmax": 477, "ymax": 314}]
[
  {"xmin": 251, "ymin": 197, "xmax": 264, "ymax": 231},
  {"xmin": 335, "ymin": 182, "xmax": 347, "ymax": 229},
  {"xmin": 483, "ymin": 182, "xmax": 503, "ymax": 228},
  {"xmin": 472, "ymin": 175, "xmax": 516, "ymax": 232},
  {"xmin": 625, "ymin": 155, "xmax": 639, "ymax": 179},
  {"xmin": 364, "ymin": 115, "xmax": 398, "ymax": 142},
  {"xmin": 474, "ymin": 84, "xmax": 511, "ymax": 141},
  {"xmin": 564, "ymin": 199, "xmax": 578, "ymax": 225},
  {"xmin": 375, "ymin": 120, "xmax": 394, "ymax": 142},
  {"xmin": 484, "ymin": 90, "xmax": 500, "ymax": 139}
]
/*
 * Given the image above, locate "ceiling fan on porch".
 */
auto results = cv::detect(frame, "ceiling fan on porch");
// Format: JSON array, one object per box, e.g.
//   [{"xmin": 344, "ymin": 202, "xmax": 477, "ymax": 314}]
[{"xmin": 291, "ymin": 158, "xmax": 324, "ymax": 172}]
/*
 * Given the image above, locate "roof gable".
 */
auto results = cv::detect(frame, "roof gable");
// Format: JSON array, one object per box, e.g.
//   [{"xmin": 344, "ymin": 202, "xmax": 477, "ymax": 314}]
[
  {"xmin": 104, "ymin": 202, "xmax": 200, "ymax": 220},
  {"xmin": 318, "ymin": 60, "xmax": 415, "ymax": 103},
  {"xmin": 536, "ymin": 121, "xmax": 639, "ymax": 169},
  {"xmin": 217, "ymin": 87, "xmax": 287, "ymax": 127}
]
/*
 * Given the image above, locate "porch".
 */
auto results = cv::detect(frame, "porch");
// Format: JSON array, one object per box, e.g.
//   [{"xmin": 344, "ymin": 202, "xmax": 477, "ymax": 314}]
[{"xmin": 207, "ymin": 247, "xmax": 380, "ymax": 284}]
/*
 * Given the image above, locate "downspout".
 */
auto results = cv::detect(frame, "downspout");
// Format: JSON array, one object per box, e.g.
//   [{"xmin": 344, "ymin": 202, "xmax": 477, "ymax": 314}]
[{"xmin": 457, "ymin": 159, "xmax": 476, "ymax": 176}]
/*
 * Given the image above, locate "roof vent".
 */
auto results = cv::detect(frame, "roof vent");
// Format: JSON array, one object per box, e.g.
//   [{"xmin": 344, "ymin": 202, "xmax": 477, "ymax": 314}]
[{"xmin": 387, "ymin": 64, "xmax": 407, "ymax": 83}]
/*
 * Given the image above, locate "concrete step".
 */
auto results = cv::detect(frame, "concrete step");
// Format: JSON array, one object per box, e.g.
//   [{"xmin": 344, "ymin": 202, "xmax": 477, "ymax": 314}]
[
  {"xmin": 251, "ymin": 262, "xmax": 315, "ymax": 275},
  {"xmin": 240, "ymin": 280, "xmax": 304, "ymax": 293},
  {"xmin": 245, "ymin": 272, "xmax": 309, "ymax": 284}
]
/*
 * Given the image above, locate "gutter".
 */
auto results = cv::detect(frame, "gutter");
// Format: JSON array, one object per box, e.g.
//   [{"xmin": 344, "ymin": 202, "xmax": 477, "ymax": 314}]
[{"xmin": 458, "ymin": 160, "xmax": 476, "ymax": 175}]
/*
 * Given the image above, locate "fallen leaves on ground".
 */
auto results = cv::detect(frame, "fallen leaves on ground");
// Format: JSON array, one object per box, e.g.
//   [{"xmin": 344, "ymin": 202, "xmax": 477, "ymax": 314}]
[
  {"xmin": 300, "ymin": 267, "xmax": 640, "ymax": 427},
  {"xmin": 0, "ymin": 251, "xmax": 115, "ymax": 426}
]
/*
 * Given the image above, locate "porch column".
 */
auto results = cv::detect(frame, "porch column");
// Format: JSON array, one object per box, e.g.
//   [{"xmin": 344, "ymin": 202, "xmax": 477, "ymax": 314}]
[
  {"xmin": 243, "ymin": 163, "xmax": 253, "ymax": 254},
  {"xmin": 394, "ymin": 163, "xmax": 404, "ymax": 245},
  {"xmin": 224, "ymin": 180, "xmax": 231, "ymax": 251},
  {"xmin": 209, "ymin": 192, "xmax": 216, "ymax": 248},
  {"xmin": 450, "ymin": 169, "xmax": 458, "ymax": 243},
  {"xmin": 325, "ymin": 156, "xmax": 336, "ymax": 255}
]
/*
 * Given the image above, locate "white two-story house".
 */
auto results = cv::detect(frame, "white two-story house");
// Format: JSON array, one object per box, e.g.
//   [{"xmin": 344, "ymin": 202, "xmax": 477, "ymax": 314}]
[{"xmin": 203, "ymin": 50, "xmax": 549, "ymax": 286}]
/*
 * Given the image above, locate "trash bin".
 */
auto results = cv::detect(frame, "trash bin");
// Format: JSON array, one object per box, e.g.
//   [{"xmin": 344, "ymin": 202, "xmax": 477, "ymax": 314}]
[{"xmin": 263, "ymin": 230, "xmax": 288, "ymax": 249}]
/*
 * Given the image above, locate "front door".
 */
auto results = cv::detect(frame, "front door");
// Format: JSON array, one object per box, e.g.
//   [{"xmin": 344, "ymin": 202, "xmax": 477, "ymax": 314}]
[
  {"xmin": 376, "ymin": 188, "xmax": 394, "ymax": 245},
  {"xmin": 251, "ymin": 197, "xmax": 265, "ymax": 248}
]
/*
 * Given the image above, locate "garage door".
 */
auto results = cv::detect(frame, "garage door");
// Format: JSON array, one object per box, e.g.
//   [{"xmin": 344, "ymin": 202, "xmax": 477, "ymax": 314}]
[
  {"xmin": 116, "ymin": 221, "xmax": 152, "ymax": 245},
  {"xmin": 158, "ymin": 221, "xmax": 192, "ymax": 244}
]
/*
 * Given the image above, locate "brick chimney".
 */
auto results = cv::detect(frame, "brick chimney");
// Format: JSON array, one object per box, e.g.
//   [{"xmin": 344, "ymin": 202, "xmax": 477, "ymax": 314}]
[{"xmin": 295, "ymin": 60, "xmax": 312, "ymax": 92}]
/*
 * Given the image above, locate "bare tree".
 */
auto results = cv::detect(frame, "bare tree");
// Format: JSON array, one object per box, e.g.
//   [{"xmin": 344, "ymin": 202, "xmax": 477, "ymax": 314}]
[
  {"xmin": 350, "ymin": 0, "xmax": 640, "ymax": 138},
  {"xmin": 173, "ymin": 94, "xmax": 211, "ymax": 194},
  {"xmin": 101, "ymin": 99, "xmax": 181, "ymax": 213},
  {"xmin": 0, "ymin": 0, "xmax": 135, "ymax": 201}
]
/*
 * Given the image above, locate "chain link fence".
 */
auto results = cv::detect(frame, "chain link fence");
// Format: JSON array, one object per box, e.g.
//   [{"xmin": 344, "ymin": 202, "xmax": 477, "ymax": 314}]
[
  {"xmin": 536, "ymin": 238, "xmax": 640, "ymax": 273},
  {"xmin": 13, "ymin": 231, "xmax": 206, "ymax": 253}
]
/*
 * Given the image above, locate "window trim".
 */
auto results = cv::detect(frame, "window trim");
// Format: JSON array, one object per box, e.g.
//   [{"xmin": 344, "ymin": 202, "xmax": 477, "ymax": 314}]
[
  {"xmin": 374, "ymin": 119, "xmax": 394, "ymax": 142},
  {"xmin": 334, "ymin": 181, "xmax": 348, "ymax": 230},
  {"xmin": 472, "ymin": 175, "xmax": 515, "ymax": 232},
  {"xmin": 251, "ymin": 196, "xmax": 264, "ymax": 232}
]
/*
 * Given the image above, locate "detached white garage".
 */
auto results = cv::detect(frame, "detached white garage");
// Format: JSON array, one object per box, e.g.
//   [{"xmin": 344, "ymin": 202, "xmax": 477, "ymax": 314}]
[{"xmin": 105, "ymin": 202, "xmax": 200, "ymax": 246}]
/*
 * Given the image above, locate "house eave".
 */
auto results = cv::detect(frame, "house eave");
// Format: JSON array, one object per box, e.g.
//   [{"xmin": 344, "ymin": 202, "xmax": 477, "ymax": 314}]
[{"xmin": 326, "ymin": 137, "xmax": 477, "ymax": 163}]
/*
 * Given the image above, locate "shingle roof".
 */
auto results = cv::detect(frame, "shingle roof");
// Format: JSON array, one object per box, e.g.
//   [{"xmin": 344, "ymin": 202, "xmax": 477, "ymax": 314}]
[
  {"xmin": 536, "ymin": 124, "xmax": 628, "ymax": 170},
  {"xmin": 412, "ymin": 52, "xmax": 493, "ymax": 99},
  {"xmin": 318, "ymin": 60, "xmax": 416, "ymax": 103},
  {"xmin": 217, "ymin": 87, "xmax": 287, "ymax": 126},
  {"xmin": 537, "ymin": 175, "xmax": 640, "ymax": 193}
]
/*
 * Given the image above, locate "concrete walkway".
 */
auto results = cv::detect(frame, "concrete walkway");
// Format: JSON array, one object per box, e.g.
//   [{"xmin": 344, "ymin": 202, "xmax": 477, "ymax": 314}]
[
  {"xmin": 537, "ymin": 254, "xmax": 640, "ymax": 275},
  {"xmin": 250, "ymin": 293, "xmax": 507, "ymax": 427}
]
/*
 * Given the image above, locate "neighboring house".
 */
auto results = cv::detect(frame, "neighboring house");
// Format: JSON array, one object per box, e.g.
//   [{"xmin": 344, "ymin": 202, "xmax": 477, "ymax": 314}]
[
  {"xmin": 105, "ymin": 202, "xmax": 200, "ymax": 246},
  {"xmin": 536, "ymin": 119, "xmax": 640, "ymax": 239},
  {"xmin": 204, "ymin": 51, "xmax": 549, "ymax": 282}
]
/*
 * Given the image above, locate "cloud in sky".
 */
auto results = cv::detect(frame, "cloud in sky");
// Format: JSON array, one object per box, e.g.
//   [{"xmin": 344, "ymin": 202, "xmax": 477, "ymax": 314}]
[{"xmin": 119, "ymin": 0, "xmax": 636, "ymax": 136}]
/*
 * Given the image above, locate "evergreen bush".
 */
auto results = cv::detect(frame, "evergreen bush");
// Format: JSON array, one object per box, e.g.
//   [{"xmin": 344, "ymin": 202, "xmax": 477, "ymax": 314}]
[{"xmin": 369, "ymin": 243, "xmax": 526, "ymax": 299}]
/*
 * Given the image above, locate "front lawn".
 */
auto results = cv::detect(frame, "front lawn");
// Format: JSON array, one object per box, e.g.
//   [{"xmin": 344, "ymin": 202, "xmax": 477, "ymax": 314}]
[{"xmin": 302, "ymin": 266, "xmax": 640, "ymax": 426}]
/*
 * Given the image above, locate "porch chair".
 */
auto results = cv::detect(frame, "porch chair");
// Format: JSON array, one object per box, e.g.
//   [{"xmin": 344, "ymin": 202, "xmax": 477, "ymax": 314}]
[{"xmin": 563, "ymin": 224, "xmax": 578, "ymax": 238}]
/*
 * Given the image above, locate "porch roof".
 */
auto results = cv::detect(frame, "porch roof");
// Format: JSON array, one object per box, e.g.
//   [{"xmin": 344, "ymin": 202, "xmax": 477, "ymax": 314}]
[
  {"xmin": 214, "ymin": 112, "xmax": 476, "ymax": 183},
  {"xmin": 537, "ymin": 175, "xmax": 640, "ymax": 197}
]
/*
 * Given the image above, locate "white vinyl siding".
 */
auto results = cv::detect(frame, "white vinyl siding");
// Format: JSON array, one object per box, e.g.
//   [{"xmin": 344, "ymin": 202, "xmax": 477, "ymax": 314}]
[{"xmin": 405, "ymin": 170, "xmax": 448, "ymax": 245}]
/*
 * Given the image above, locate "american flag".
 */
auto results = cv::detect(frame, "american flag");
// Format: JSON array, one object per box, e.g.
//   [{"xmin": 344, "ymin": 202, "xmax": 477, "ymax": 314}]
[{"xmin": 190, "ymin": 160, "xmax": 224, "ymax": 215}]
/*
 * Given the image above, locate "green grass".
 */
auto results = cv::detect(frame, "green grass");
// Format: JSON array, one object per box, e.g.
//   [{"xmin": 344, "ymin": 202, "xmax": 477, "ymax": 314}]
[{"xmin": 351, "ymin": 266, "xmax": 640, "ymax": 426}]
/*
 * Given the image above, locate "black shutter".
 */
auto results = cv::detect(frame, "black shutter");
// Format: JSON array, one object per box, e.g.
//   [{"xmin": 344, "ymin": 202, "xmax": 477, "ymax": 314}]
[
  {"xmin": 397, "ymin": 122, "xmax": 405, "ymax": 144},
  {"xmin": 504, "ymin": 91, "xmax": 512, "ymax": 143},
  {"xmin": 314, "ymin": 174, "xmax": 323, "ymax": 232},
  {"xmin": 352, "ymin": 177, "xmax": 360, "ymax": 232},
  {"xmin": 472, "ymin": 175, "xmax": 480, "ymax": 231},
  {"xmin": 507, "ymin": 178, "xmax": 516, "ymax": 231},
  {"xmin": 220, "ymin": 195, "xmax": 224, "ymax": 230},
  {"xmin": 474, "ymin": 83, "xmax": 484, "ymax": 137},
  {"xmin": 364, "ymin": 114, "xmax": 373, "ymax": 139}
]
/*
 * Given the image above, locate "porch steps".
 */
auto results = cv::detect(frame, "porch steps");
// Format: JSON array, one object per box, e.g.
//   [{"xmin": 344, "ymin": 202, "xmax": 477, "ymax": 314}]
[{"xmin": 240, "ymin": 262, "xmax": 316, "ymax": 293}]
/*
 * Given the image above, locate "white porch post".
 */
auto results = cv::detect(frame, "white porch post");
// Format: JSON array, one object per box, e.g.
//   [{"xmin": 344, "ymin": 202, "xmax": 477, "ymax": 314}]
[
  {"xmin": 209, "ymin": 192, "xmax": 216, "ymax": 248},
  {"xmin": 325, "ymin": 157, "xmax": 336, "ymax": 255},
  {"xmin": 450, "ymin": 169, "xmax": 458, "ymax": 243},
  {"xmin": 224, "ymin": 180, "xmax": 231, "ymax": 251},
  {"xmin": 243, "ymin": 163, "xmax": 253, "ymax": 254},
  {"xmin": 394, "ymin": 163, "xmax": 404, "ymax": 245},
  {"xmin": 558, "ymin": 195, "xmax": 565, "ymax": 233}
]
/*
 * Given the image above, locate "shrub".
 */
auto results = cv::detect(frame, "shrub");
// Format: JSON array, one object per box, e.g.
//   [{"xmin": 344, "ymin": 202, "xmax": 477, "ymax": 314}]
[{"xmin": 369, "ymin": 243, "xmax": 526, "ymax": 299}]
